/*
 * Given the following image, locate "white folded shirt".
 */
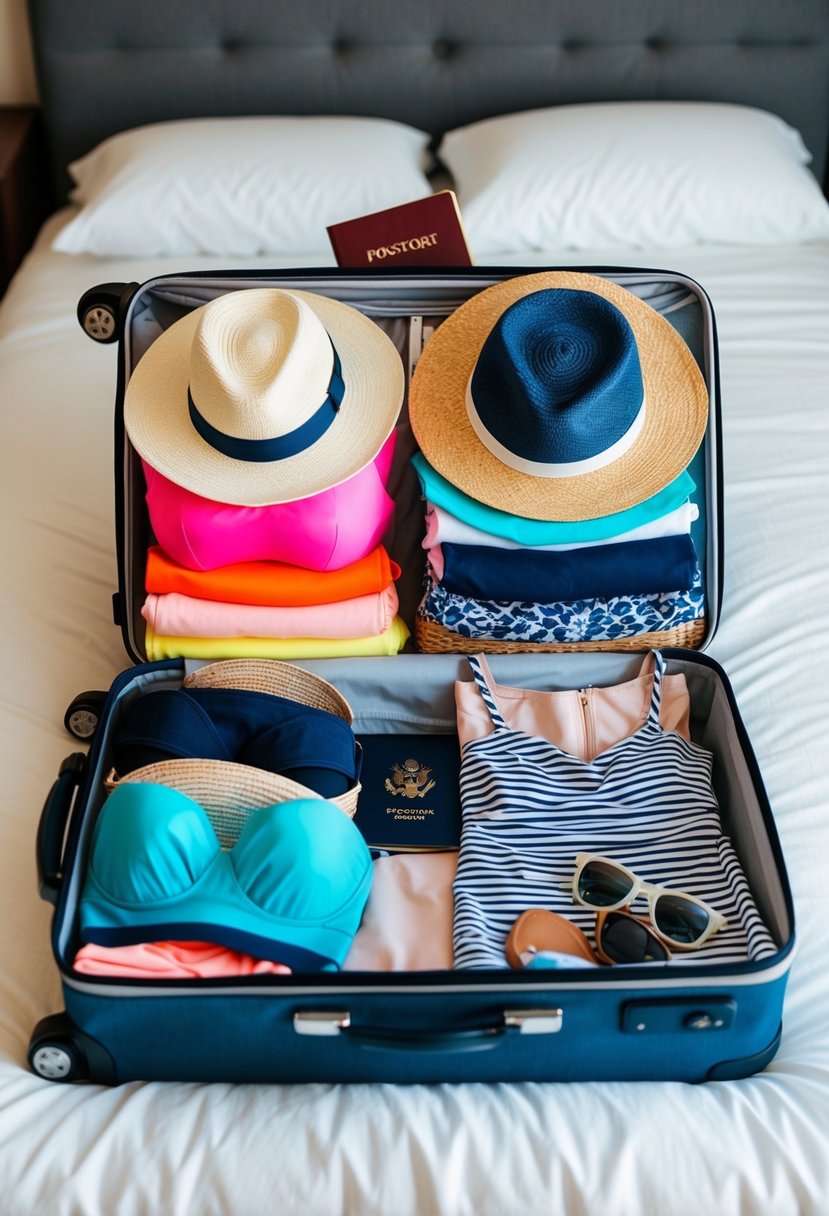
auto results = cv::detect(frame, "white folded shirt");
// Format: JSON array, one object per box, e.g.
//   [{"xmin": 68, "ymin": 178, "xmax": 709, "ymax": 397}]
[{"xmin": 423, "ymin": 498, "xmax": 699, "ymax": 554}]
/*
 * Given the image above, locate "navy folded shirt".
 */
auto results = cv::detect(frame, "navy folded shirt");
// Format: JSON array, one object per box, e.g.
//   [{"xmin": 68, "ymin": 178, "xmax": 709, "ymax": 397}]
[{"xmin": 439, "ymin": 534, "xmax": 698, "ymax": 604}]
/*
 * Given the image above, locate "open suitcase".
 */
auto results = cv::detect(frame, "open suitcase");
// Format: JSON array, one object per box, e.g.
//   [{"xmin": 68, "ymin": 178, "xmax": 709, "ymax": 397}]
[{"xmin": 29, "ymin": 267, "xmax": 795, "ymax": 1085}]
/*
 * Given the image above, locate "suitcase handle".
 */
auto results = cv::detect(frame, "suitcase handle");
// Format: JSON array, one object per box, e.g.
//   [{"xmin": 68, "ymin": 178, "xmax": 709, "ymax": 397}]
[
  {"xmin": 37, "ymin": 753, "xmax": 86, "ymax": 905},
  {"xmin": 294, "ymin": 1008, "xmax": 563, "ymax": 1051},
  {"xmin": 348, "ymin": 1025, "xmax": 511, "ymax": 1053}
]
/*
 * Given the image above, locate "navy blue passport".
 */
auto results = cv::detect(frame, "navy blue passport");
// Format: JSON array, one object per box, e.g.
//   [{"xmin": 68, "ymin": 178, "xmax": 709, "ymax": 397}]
[{"xmin": 353, "ymin": 733, "xmax": 462, "ymax": 851}]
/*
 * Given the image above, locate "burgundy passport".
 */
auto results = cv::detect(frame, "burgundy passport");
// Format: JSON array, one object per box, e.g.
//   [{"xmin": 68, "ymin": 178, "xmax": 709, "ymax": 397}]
[{"xmin": 327, "ymin": 190, "xmax": 473, "ymax": 268}]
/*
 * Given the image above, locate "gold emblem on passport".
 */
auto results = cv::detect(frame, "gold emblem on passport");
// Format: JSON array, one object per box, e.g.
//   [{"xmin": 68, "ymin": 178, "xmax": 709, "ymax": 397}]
[{"xmin": 384, "ymin": 758, "xmax": 437, "ymax": 799}]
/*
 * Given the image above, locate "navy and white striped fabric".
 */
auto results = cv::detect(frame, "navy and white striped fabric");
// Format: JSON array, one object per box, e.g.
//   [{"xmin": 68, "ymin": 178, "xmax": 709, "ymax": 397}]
[{"xmin": 452, "ymin": 651, "xmax": 776, "ymax": 969}]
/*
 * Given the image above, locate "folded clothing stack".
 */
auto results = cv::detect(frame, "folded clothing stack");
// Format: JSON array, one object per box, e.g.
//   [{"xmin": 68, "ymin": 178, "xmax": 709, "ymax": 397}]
[
  {"xmin": 125, "ymin": 287, "xmax": 410, "ymax": 660},
  {"xmin": 139, "ymin": 454, "xmax": 408, "ymax": 659},
  {"xmin": 408, "ymin": 271, "xmax": 709, "ymax": 652}
]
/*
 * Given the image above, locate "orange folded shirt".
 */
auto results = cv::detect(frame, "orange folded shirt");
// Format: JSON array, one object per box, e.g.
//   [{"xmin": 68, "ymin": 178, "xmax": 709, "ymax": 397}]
[{"xmin": 145, "ymin": 544, "xmax": 401, "ymax": 608}]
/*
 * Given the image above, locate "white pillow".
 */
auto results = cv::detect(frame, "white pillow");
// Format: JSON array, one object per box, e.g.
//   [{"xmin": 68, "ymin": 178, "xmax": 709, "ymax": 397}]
[
  {"xmin": 439, "ymin": 101, "xmax": 829, "ymax": 253},
  {"xmin": 54, "ymin": 116, "xmax": 433, "ymax": 256}
]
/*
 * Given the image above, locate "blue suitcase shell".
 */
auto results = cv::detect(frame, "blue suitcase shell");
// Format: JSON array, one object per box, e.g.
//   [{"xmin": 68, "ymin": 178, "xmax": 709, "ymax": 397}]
[
  {"xmin": 35, "ymin": 651, "xmax": 793, "ymax": 1085},
  {"xmin": 30, "ymin": 270, "xmax": 794, "ymax": 1084}
]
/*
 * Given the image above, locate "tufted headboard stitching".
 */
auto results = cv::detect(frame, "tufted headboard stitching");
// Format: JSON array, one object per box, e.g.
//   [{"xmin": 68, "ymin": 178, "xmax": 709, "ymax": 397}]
[{"xmin": 27, "ymin": 0, "xmax": 829, "ymax": 200}]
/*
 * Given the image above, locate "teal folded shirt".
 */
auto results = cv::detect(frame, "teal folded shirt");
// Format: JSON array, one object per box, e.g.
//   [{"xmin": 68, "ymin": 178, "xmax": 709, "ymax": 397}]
[{"xmin": 411, "ymin": 452, "xmax": 696, "ymax": 546}]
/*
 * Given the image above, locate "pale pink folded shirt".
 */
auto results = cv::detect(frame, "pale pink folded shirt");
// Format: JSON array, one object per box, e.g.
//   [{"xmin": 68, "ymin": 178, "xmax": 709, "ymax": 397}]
[
  {"xmin": 342, "ymin": 853, "xmax": 458, "ymax": 971},
  {"xmin": 143, "ymin": 431, "xmax": 397, "ymax": 573},
  {"xmin": 455, "ymin": 653, "xmax": 691, "ymax": 759},
  {"xmin": 143, "ymin": 584, "xmax": 400, "ymax": 639}
]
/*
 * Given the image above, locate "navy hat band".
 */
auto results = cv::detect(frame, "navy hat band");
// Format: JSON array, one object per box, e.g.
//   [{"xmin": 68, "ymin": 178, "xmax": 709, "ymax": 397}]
[{"xmin": 188, "ymin": 343, "xmax": 344, "ymax": 464}]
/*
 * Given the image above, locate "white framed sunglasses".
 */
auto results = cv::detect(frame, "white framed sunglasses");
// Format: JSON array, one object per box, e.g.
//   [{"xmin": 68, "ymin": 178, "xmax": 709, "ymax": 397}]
[{"xmin": 571, "ymin": 853, "xmax": 728, "ymax": 951}]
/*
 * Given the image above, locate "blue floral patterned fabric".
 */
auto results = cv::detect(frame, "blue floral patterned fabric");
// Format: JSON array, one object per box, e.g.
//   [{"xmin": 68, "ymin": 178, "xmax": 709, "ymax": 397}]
[{"xmin": 417, "ymin": 566, "xmax": 704, "ymax": 644}]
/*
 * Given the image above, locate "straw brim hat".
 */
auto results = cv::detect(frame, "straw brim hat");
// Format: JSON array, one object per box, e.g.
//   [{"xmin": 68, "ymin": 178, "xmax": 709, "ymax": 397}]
[
  {"xmin": 409, "ymin": 271, "xmax": 709, "ymax": 522},
  {"xmin": 104, "ymin": 759, "xmax": 360, "ymax": 851},
  {"xmin": 182, "ymin": 658, "xmax": 354, "ymax": 723},
  {"xmin": 124, "ymin": 287, "xmax": 404, "ymax": 506}
]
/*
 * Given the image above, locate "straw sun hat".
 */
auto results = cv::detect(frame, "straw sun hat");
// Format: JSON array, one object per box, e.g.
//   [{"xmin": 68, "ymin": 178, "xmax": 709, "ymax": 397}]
[
  {"xmin": 124, "ymin": 286, "xmax": 404, "ymax": 506},
  {"xmin": 409, "ymin": 271, "xmax": 708, "ymax": 522}
]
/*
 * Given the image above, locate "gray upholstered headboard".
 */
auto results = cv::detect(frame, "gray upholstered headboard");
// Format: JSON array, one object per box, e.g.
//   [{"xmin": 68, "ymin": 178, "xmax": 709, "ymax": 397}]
[{"xmin": 27, "ymin": 0, "xmax": 829, "ymax": 200}]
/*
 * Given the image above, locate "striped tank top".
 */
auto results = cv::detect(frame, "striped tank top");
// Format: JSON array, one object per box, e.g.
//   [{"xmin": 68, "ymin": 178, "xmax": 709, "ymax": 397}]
[{"xmin": 453, "ymin": 651, "xmax": 776, "ymax": 969}]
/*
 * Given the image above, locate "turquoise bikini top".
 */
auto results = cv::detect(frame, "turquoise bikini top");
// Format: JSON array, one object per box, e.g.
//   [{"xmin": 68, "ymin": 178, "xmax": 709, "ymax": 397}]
[{"xmin": 80, "ymin": 783, "xmax": 372, "ymax": 971}]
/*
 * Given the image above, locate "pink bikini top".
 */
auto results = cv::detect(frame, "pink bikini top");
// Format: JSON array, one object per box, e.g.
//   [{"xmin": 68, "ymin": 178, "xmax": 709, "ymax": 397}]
[{"xmin": 143, "ymin": 431, "xmax": 397, "ymax": 573}]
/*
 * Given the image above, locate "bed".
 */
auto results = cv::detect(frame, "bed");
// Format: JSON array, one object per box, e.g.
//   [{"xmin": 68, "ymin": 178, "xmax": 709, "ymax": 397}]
[{"xmin": 2, "ymin": 0, "xmax": 829, "ymax": 1212}]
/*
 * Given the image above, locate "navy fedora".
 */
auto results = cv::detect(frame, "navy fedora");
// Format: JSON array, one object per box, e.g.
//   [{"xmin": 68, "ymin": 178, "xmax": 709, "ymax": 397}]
[{"xmin": 409, "ymin": 270, "xmax": 708, "ymax": 522}]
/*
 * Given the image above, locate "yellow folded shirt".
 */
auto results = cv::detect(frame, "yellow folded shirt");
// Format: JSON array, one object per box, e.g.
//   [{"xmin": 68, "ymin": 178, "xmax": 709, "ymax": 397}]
[{"xmin": 143, "ymin": 616, "xmax": 411, "ymax": 661}]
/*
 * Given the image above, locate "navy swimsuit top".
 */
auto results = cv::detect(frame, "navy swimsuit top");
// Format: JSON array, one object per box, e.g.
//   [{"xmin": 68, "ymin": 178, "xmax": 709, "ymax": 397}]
[{"xmin": 112, "ymin": 687, "xmax": 360, "ymax": 798}]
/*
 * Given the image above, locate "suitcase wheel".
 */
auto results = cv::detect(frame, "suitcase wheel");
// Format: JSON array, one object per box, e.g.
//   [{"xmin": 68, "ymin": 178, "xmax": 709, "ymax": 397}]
[
  {"xmin": 28, "ymin": 1014, "xmax": 88, "ymax": 1083},
  {"xmin": 76, "ymin": 281, "xmax": 138, "ymax": 344},
  {"xmin": 80, "ymin": 302, "xmax": 118, "ymax": 343},
  {"xmin": 64, "ymin": 691, "xmax": 107, "ymax": 740}
]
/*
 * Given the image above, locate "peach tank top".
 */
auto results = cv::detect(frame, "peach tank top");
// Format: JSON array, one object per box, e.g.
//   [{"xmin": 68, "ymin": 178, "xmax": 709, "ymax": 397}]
[{"xmin": 455, "ymin": 653, "xmax": 690, "ymax": 761}]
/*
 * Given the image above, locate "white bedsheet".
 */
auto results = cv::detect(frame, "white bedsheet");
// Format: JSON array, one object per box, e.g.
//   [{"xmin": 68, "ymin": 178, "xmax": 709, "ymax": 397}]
[{"xmin": 2, "ymin": 214, "xmax": 829, "ymax": 1216}]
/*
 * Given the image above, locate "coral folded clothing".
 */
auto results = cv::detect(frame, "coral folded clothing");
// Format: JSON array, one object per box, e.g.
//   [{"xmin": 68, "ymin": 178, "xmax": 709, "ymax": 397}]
[
  {"xmin": 73, "ymin": 940, "xmax": 292, "ymax": 979},
  {"xmin": 455, "ymin": 652, "xmax": 690, "ymax": 757},
  {"xmin": 418, "ymin": 575, "xmax": 704, "ymax": 645},
  {"xmin": 143, "ymin": 616, "xmax": 411, "ymax": 661},
  {"xmin": 343, "ymin": 852, "xmax": 458, "ymax": 972},
  {"xmin": 142, "ymin": 584, "xmax": 399, "ymax": 639},
  {"xmin": 144, "ymin": 429, "xmax": 396, "ymax": 573},
  {"xmin": 424, "ymin": 499, "xmax": 699, "ymax": 557},
  {"xmin": 145, "ymin": 544, "xmax": 401, "ymax": 607},
  {"xmin": 412, "ymin": 450, "xmax": 696, "ymax": 546},
  {"xmin": 438, "ymin": 534, "xmax": 698, "ymax": 603}
]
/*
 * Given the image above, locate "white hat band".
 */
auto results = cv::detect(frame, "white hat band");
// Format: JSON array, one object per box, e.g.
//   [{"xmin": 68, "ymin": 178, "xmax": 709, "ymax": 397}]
[{"xmin": 464, "ymin": 378, "xmax": 647, "ymax": 479}]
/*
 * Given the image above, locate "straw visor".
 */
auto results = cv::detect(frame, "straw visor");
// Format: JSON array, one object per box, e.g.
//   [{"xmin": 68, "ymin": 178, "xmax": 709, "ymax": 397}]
[
  {"xmin": 409, "ymin": 271, "xmax": 709, "ymax": 522},
  {"xmin": 124, "ymin": 287, "xmax": 404, "ymax": 506}
]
